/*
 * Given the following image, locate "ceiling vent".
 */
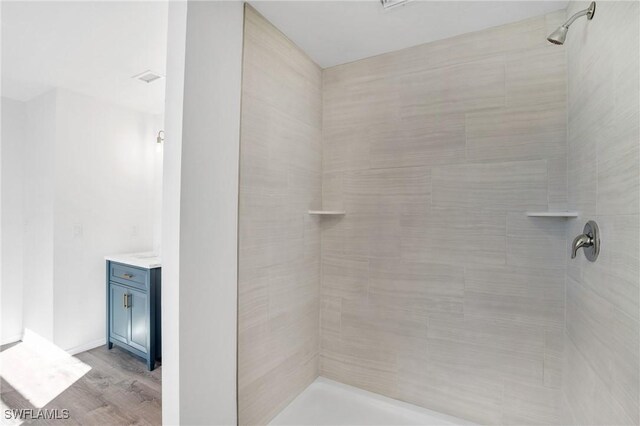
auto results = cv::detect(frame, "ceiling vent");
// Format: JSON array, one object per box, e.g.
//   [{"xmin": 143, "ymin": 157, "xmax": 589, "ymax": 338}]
[
  {"xmin": 380, "ymin": 0, "xmax": 413, "ymax": 9},
  {"xmin": 132, "ymin": 70, "xmax": 163, "ymax": 84}
]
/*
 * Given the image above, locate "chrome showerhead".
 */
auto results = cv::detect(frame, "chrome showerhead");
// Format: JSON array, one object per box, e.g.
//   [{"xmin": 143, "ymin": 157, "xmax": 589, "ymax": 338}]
[
  {"xmin": 547, "ymin": 1, "xmax": 595, "ymax": 45},
  {"xmin": 547, "ymin": 25, "xmax": 569, "ymax": 45}
]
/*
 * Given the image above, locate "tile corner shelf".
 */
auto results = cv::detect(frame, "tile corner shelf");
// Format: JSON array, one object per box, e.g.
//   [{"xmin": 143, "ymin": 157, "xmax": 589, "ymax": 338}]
[
  {"xmin": 308, "ymin": 210, "xmax": 346, "ymax": 216},
  {"xmin": 526, "ymin": 212, "xmax": 579, "ymax": 218}
]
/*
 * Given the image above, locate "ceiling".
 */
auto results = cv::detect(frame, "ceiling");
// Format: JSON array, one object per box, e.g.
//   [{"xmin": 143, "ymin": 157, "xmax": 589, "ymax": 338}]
[
  {"xmin": 1, "ymin": 1, "xmax": 168, "ymax": 114},
  {"xmin": 1, "ymin": 1, "xmax": 567, "ymax": 113},
  {"xmin": 250, "ymin": 1, "xmax": 568, "ymax": 68}
]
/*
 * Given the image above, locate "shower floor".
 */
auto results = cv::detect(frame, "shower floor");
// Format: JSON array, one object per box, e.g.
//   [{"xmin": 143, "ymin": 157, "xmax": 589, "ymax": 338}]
[{"xmin": 269, "ymin": 377, "xmax": 473, "ymax": 426}]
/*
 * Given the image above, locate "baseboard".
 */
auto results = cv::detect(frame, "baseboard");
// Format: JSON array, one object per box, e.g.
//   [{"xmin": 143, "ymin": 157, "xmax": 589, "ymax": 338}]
[
  {"xmin": 1, "ymin": 332, "xmax": 23, "ymax": 346},
  {"xmin": 65, "ymin": 338, "xmax": 106, "ymax": 355},
  {"xmin": 5, "ymin": 330, "xmax": 105, "ymax": 355}
]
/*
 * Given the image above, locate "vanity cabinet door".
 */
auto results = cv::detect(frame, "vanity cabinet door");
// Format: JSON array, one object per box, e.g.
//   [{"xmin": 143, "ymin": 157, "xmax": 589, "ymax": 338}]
[
  {"xmin": 128, "ymin": 288, "xmax": 149, "ymax": 353},
  {"xmin": 110, "ymin": 283, "xmax": 129, "ymax": 345}
]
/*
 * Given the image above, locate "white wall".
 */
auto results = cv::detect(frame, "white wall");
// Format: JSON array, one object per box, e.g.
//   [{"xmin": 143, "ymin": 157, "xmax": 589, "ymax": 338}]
[
  {"xmin": 161, "ymin": 0, "xmax": 187, "ymax": 424},
  {"xmin": 161, "ymin": 1, "xmax": 243, "ymax": 424},
  {"xmin": 52, "ymin": 89, "xmax": 162, "ymax": 352},
  {"xmin": 1, "ymin": 97, "xmax": 26, "ymax": 344},
  {"xmin": 22, "ymin": 91, "xmax": 57, "ymax": 342},
  {"xmin": 3, "ymin": 89, "xmax": 162, "ymax": 352}
]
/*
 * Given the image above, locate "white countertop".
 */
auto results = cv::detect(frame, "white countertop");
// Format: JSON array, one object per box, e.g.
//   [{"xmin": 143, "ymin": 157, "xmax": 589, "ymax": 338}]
[{"xmin": 105, "ymin": 252, "xmax": 161, "ymax": 269}]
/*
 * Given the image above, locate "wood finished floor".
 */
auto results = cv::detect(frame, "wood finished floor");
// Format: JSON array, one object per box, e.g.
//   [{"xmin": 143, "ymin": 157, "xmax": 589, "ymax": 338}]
[{"xmin": 0, "ymin": 344, "xmax": 161, "ymax": 425}]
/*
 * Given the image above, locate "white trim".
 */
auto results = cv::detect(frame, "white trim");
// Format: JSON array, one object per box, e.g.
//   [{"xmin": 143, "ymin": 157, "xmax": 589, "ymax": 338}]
[
  {"xmin": 65, "ymin": 338, "xmax": 105, "ymax": 355},
  {"xmin": 1, "ymin": 332, "xmax": 23, "ymax": 346},
  {"xmin": 3, "ymin": 330, "xmax": 103, "ymax": 355}
]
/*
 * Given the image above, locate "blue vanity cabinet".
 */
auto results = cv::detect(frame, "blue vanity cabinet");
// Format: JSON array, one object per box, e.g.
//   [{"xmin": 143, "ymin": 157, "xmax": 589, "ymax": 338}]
[
  {"xmin": 109, "ymin": 283, "xmax": 130, "ymax": 345},
  {"xmin": 128, "ymin": 287, "xmax": 149, "ymax": 353},
  {"xmin": 106, "ymin": 260, "xmax": 161, "ymax": 371}
]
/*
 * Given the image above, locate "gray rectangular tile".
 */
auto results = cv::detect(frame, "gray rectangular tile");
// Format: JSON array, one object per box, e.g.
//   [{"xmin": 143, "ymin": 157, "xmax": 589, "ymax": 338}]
[
  {"xmin": 506, "ymin": 213, "xmax": 567, "ymax": 269},
  {"xmin": 399, "ymin": 56, "xmax": 505, "ymax": 116},
  {"xmin": 400, "ymin": 208, "xmax": 506, "ymax": 266},
  {"xmin": 466, "ymin": 105, "xmax": 566, "ymax": 162},
  {"xmin": 370, "ymin": 112, "xmax": 466, "ymax": 168},
  {"xmin": 368, "ymin": 259, "xmax": 464, "ymax": 319},
  {"xmin": 432, "ymin": 160, "xmax": 548, "ymax": 211},
  {"xmin": 321, "ymin": 255, "xmax": 368, "ymax": 300}
]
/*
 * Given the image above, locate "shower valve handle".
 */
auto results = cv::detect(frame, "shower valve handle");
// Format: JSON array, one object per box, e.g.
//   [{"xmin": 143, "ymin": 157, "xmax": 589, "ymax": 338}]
[{"xmin": 571, "ymin": 220, "xmax": 600, "ymax": 262}]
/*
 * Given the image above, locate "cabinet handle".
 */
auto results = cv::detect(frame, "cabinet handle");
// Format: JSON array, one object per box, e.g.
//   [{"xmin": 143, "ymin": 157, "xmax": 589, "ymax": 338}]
[
  {"xmin": 123, "ymin": 273, "xmax": 134, "ymax": 279},
  {"xmin": 123, "ymin": 293, "xmax": 127, "ymax": 308}
]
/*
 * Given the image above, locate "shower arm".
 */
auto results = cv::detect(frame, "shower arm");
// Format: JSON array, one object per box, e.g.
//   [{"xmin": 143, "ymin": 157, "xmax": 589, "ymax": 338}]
[
  {"xmin": 561, "ymin": 3, "xmax": 595, "ymax": 29},
  {"xmin": 562, "ymin": 9, "xmax": 588, "ymax": 28}
]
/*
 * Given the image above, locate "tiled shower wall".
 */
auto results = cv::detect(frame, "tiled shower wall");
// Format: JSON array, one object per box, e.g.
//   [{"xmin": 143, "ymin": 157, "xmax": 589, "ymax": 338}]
[
  {"xmin": 238, "ymin": 6, "xmax": 322, "ymax": 425},
  {"xmin": 563, "ymin": 1, "xmax": 640, "ymax": 424},
  {"xmin": 320, "ymin": 11, "xmax": 569, "ymax": 425}
]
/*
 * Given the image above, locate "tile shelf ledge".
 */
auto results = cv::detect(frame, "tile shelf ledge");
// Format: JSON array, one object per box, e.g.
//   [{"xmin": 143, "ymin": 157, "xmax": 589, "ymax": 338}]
[
  {"xmin": 526, "ymin": 212, "xmax": 579, "ymax": 218},
  {"xmin": 308, "ymin": 210, "xmax": 346, "ymax": 215}
]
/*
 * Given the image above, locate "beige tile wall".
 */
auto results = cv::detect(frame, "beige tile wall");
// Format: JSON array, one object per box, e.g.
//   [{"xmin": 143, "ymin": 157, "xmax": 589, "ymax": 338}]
[
  {"xmin": 563, "ymin": 2, "xmax": 640, "ymax": 425},
  {"xmin": 320, "ymin": 10, "xmax": 570, "ymax": 425},
  {"xmin": 238, "ymin": 5, "xmax": 322, "ymax": 425}
]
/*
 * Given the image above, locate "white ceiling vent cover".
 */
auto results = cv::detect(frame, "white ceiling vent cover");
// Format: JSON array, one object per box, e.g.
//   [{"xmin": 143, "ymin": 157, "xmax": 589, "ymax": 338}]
[{"xmin": 132, "ymin": 70, "xmax": 163, "ymax": 84}]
